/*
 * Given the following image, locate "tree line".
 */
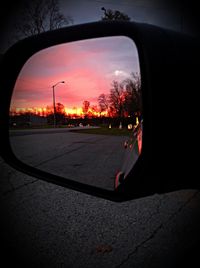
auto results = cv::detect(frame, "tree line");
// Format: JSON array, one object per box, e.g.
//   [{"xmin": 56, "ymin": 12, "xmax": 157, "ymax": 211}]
[
  {"xmin": 98, "ymin": 72, "xmax": 141, "ymax": 118},
  {"xmin": 52, "ymin": 72, "xmax": 142, "ymax": 121},
  {"xmin": 55, "ymin": 72, "xmax": 142, "ymax": 125},
  {"xmin": 10, "ymin": 72, "xmax": 141, "ymax": 123}
]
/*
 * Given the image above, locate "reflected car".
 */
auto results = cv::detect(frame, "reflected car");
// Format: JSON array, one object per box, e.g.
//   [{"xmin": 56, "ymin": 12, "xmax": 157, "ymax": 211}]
[{"xmin": 115, "ymin": 119, "xmax": 143, "ymax": 189}]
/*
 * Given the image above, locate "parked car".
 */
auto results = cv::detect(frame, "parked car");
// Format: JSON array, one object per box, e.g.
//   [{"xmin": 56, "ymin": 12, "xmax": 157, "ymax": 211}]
[{"xmin": 115, "ymin": 119, "xmax": 143, "ymax": 189}]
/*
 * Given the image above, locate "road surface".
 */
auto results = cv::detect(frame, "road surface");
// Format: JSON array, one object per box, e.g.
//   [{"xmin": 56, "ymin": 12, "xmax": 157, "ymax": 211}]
[
  {"xmin": 1, "ymin": 130, "xmax": 200, "ymax": 267},
  {"xmin": 9, "ymin": 129, "xmax": 128, "ymax": 190}
]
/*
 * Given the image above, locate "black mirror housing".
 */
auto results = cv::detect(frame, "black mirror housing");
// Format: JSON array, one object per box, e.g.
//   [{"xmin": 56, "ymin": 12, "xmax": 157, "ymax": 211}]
[{"xmin": 0, "ymin": 21, "xmax": 199, "ymax": 201}]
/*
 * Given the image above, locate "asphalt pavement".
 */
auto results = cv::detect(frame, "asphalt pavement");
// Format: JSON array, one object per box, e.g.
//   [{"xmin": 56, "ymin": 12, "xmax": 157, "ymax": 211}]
[
  {"xmin": 1, "ymin": 131, "xmax": 200, "ymax": 267},
  {"xmin": 9, "ymin": 131, "xmax": 128, "ymax": 190}
]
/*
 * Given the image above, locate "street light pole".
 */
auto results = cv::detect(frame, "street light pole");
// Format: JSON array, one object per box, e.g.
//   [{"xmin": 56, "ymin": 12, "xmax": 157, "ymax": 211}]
[
  {"xmin": 52, "ymin": 85, "xmax": 56, "ymax": 128},
  {"xmin": 52, "ymin": 81, "xmax": 65, "ymax": 128}
]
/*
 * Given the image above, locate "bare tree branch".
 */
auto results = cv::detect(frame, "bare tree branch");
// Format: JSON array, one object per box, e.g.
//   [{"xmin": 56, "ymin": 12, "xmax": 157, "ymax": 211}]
[{"xmin": 16, "ymin": 0, "xmax": 73, "ymax": 38}]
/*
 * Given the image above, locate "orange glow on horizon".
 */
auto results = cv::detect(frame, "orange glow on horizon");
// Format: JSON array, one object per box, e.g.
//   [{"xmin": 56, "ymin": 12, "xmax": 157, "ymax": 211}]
[{"xmin": 10, "ymin": 106, "xmax": 108, "ymax": 117}]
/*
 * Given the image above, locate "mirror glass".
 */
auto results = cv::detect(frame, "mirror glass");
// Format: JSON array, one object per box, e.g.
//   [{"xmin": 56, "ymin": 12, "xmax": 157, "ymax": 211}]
[{"xmin": 9, "ymin": 36, "xmax": 142, "ymax": 191}]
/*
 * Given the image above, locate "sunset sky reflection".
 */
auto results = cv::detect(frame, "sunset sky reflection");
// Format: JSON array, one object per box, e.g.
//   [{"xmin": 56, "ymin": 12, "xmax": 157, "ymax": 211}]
[{"xmin": 10, "ymin": 36, "xmax": 140, "ymax": 115}]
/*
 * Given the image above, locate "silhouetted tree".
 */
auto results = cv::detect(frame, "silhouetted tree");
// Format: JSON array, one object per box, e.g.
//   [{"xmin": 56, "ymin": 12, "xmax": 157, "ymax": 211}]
[
  {"xmin": 98, "ymin": 93, "xmax": 109, "ymax": 115},
  {"xmin": 122, "ymin": 73, "xmax": 142, "ymax": 117},
  {"xmin": 55, "ymin": 102, "xmax": 65, "ymax": 114},
  {"xmin": 82, "ymin": 100, "xmax": 90, "ymax": 118},
  {"xmin": 16, "ymin": 0, "xmax": 73, "ymax": 37},
  {"xmin": 109, "ymin": 80, "xmax": 125, "ymax": 118},
  {"xmin": 101, "ymin": 7, "xmax": 130, "ymax": 21}
]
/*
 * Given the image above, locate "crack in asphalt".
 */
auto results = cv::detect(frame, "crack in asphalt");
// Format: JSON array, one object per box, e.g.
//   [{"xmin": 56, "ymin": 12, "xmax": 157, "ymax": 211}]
[
  {"xmin": 0, "ymin": 159, "xmax": 39, "ymax": 198},
  {"xmin": 141, "ymin": 194, "xmax": 168, "ymax": 227},
  {"xmin": 34, "ymin": 136, "xmax": 107, "ymax": 168},
  {"xmin": 115, "ymin": 194, "xmax": 167, "ymax": 243},
  {"xmin": 7, "ymin": 170, "xmax": 16, "ymax": 191},
  {"xmin": 1, "ymin": 178, "xmax": 38, "ymax": 197},
  {"xmin": 115, "ymin": 190, "xmax": 200, "ymax": 268},
  {"xmin": 34, "ymin": 144, "xmax": 87, "ymax": 168}
]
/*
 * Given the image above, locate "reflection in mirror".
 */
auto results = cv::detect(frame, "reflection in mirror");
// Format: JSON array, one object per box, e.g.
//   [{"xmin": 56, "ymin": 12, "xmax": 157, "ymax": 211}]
[{"xmin": 9, "ymin": 36, "xmax": 142, "ymax": 191}]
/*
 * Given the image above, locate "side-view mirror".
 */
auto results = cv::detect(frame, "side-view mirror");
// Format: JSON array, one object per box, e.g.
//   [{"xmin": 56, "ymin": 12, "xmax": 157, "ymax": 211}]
[{"xmin": 0, "ymin": 21, "xmax": 199, "ymax": 201}]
